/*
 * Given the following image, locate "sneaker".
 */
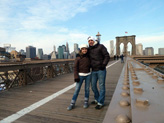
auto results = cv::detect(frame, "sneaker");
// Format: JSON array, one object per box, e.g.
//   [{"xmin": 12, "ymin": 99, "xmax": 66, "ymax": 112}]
[
  {"xmin": 95, "ymin": 104, "xmax": 104, "ymax": 109},
  {"xmin": 83, "ymin": 101, "xmax": 89, "ymax": 109},
  {"xmin": 67, "ymin": 104, "xmax": 75, "ymax": 111},
  {"xmin": 91, "ymin": 100, "xmax": 98, "ymax": 104}
]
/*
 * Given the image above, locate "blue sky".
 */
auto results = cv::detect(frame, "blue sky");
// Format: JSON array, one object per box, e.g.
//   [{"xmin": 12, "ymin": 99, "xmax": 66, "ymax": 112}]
[{"xmin": 0, "ymin": 0, "xmax": 164, "ymax": 54}]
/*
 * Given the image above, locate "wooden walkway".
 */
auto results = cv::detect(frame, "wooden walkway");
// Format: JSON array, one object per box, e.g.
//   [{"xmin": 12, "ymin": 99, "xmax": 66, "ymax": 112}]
[{"xmin": 0, "ymin": 60, "xmax": 124, "ymax": 123}]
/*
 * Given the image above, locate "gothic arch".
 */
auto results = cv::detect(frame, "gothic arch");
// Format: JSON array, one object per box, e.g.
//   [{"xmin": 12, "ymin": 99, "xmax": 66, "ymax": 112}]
[{"xmin": 116, "ymin": 35, "xmax": 136, "ymax": 56}]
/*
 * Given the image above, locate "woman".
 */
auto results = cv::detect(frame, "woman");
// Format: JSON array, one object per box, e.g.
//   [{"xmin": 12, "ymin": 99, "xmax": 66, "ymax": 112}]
[{"xmin": 67, "ymin": 44, "xmax": 91, "ymax": 110}]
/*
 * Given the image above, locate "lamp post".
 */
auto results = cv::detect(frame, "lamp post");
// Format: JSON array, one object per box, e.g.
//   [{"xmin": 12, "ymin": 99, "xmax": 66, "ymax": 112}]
[{"xmin": 96, "ymin": 32, "xmax": 101, "ymax": 43}]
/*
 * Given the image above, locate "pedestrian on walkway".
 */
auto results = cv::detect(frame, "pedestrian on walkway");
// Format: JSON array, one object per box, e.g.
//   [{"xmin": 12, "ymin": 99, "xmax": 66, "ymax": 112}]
[
  {"xmin": 117, "ymin": 55, "xmax": 119, "ymax": 60},
  {"xmin": 120, "ymin": 54, "xmax": 124, "ymax": 63},
  {"xmin": 114, "ymin": 55, "xmax": 116, "ymax": 60},
  {"xmin": 67, "ymin": 44, "xmax": 91, "ymax": 110},
  {"xmin": 88, "ymin": 36, "xmax": 110, "ymax": 109}
]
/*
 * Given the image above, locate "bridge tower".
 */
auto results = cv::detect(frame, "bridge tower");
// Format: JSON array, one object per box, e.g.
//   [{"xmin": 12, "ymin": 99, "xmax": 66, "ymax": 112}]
[{"xmin": 116, "ymin": 35, "xmax": 136, "ymax": 56}]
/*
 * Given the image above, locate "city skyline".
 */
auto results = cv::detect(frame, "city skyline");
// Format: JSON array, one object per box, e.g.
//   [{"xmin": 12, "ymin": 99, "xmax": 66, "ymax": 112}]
[
  {"xmin": 1, "ymin": 41, "xmax": 164, "ymax": 56},
  {"xmin": 0, "ymin": 0, "xmax": 164, "ymax": 54}
]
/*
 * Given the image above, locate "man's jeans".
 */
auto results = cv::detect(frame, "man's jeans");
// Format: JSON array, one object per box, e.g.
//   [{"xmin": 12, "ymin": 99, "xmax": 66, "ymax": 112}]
[
  {"xmin": 91, "ymin": 69, "xmax": 106, "ymax": 105},
  {"xmin": 72, "ymin": 75, "xmax": 91, "ymax": 103}
]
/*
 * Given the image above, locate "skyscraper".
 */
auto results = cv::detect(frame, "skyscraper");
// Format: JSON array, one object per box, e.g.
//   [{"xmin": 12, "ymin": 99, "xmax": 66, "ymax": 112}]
[
  {"xmin": 158, "ymin": 48, "xmax": 164, "ymax": 55},
  {"xmin": 51, "ymin": 46, "xmax": 57, "ymax": 60},
  {"xmin": 19, "ymin": 49, "xmax": 26, "ymax": 55},
  {"xmin": 74, "ymin": 43, "xmax": 79, "ymax": 53},
  {"xmin": 42, "ymin": 54, "xmax": 51, "ymax": 60},
  {"xmin": 62, "ymin": 45, "xmax": 66, "ymax": 52},
  {"xmin": 145, "ymin": 47, "xmax": 154, "ymax": 56},
  {"xmin": 110, "ymin": 40, "xmax": 114, "ymax": 56},
  {"xmin": 58, "ymin": 46, "xmax": 64, "ymax": 59},
  {"xmin": 66, "ymin": 42, "xmax": 69, "ymax": 53},
  {"xmin": 53, "ymin": 45, "xmax": 56, "ymax": 52},
  {"xmin": 51, "ymin": 51, "xmax": 57, "ymax": 59},
  {"xmin": 37, "ymin": 48, "xmax": 43, "ymax": 59},
  {"xmin": 136, "ymin": 43, "xmax": 143, "ymax": 55},
  {"xmin": 0, "ymin": 47, "xmax": 10, "ymax": 59},
  {"xmin": 63, "ymin": 52, "xmax": 68, "ymax": 59},
  {"xmin": 26, "ymin": 46, "xmax": 36, "ymax": 58}
]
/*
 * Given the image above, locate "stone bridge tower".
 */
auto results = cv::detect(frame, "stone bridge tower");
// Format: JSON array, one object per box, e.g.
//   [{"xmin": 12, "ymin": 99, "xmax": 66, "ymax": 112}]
[{"xmin": 116, "ymin": 35, "xmax": 136, "ymax": 56}]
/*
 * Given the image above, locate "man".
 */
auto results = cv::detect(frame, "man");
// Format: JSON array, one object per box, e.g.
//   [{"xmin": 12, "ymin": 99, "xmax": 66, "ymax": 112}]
[{"xmin": 88, "ymin": 36, "xmax": 110, "ymax": 109}]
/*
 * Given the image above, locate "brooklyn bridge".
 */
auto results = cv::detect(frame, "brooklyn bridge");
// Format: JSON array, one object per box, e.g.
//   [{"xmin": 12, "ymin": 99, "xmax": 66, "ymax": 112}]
[
  {"xmin": 0, "ymin": 54, "xmax": 164, "ymax": 123},
  {"xmin": 0, "ymin": 36, "xmax": 164, "ymax": 123}
]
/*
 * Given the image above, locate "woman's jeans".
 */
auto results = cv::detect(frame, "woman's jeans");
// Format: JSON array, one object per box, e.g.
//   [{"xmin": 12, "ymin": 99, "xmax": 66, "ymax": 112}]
[
  {"xmin": 91, "ymin": 69, "xmax": 106, "ymax": 105},
  {"xmin": 71, "ymin": 75, "xmax": 91, "ymax": 103}
]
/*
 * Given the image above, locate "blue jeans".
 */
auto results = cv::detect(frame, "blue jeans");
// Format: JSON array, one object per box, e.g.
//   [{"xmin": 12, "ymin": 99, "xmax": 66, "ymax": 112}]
[
  {"xmin": 72, "ymin": 75, "xmax": 91, "ymax": 103},
  {"xmin": 91, "ymin": 69, "xmax": 106, "ymax": 105}
]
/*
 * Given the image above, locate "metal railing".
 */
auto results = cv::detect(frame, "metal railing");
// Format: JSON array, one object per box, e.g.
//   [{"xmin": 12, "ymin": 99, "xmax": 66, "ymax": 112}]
[
  {"xmin": 0, "ymin": 59, "xmax": 74, "ymax": 91},
  {"xmin": 103, "ymin": 57, "xmax": 164, "ymax": 123}
]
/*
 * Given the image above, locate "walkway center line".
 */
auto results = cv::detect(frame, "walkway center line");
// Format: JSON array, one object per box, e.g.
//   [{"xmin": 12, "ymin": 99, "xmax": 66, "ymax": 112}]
[
  {"xmin": 0, "ymin": 60, "xmax": 120, "ymax": 123},
  {"xmin": 106, "ymin": 60, "xmax": 120, "ymax": 68}
]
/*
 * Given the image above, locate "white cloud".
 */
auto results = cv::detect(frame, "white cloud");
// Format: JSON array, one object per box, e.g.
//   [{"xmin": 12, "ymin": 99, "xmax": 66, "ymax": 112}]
[
  {"xmin": 0, "ymin": 0, "xmax": 114, "ymax": 54},
  {"xmin": 136, "ymin": 33, "xmax": 164, "ymax": 43},
  {"xmin": 20, "ymin": 17, "xmax": 47, "ymax": 30},
  {"xmin": 0, "ymin": 0, "xmax": 109, "ymax": 30}
]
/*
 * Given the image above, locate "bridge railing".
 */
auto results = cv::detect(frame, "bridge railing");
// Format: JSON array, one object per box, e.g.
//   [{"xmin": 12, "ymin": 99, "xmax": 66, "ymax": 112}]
[
  {"xmin": 0, "ymin": 59, "xmax": 74, "ymax": 91},
  {"xmin": 0, "ymin": 56, "xmax": 114, "ymax": 91},
  {"xmin": 103, "ymin": 57, "xmax": 164, "ymax": 123}
]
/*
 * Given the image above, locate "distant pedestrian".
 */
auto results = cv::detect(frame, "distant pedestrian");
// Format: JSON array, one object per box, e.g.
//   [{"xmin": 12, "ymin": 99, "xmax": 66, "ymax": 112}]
[
  {"xmin": 117, "ymin": 55, "xmax": 119, "ymax": 60},
  {"xmin": 88, "ymin": 36, "xmax": 110, "ymax": 109},
  {"xmin": 120, "ymin": 54, "xmax": 124, "ymax": 63},
  {"xmin": 114, "ymin": 55, "xmax": 116, "ymax": 60},
  {"xmin": 67, "ymin": 44, "xmax": 91, "ymax": 110}
]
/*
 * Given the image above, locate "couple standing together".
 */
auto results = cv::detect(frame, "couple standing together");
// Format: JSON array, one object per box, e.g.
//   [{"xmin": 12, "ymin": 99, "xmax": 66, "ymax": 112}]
[{"xmin": 67, "ymin": 36, "xmax": 110, "ymax": 110}]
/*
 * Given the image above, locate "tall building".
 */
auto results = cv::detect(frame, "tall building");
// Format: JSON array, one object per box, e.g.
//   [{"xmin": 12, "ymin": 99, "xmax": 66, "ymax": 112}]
[
  {"xmin": 136, "ymin": 43, "xmax": 143, "ymax": 55},
  {"xmin": 0, "ymin": 48, "xmax": 10, "ymax": 61},
  {"xmin": 19, "ymin": 49, "xmax": 26, "ymax": 55},
  {"xmin": 51, "ymin": 45, "xmax": 57, "ymax": 60},
  {"xmin": 58, "ymin": 46, "xmax": 64, "ymax": 59},
  {"xmin": 70, "ymin": 51, "xmax": 76, "ymax": 59},
  {"xmin": 37, "ymin": 48, "xmax": 43, "ymax": 59},
  {"xmin": 110, "ymin": 40, "xmax": 114, "ymax": 56},
  {"xmin": 53, "ymin": 45, "xmax": 56, "ymax": 52},
  {"xmin": 64, "ymin": 52, "xmax": 68, "ymax": 59},
  {"xmin": 74, "ymin": 43, "xmax": 79, "ymax": 53},
  {"xmin": 4, "ymin": 44, "xmax": 16, "ymax": 52},
  {"xmin": 145, "ymin": 47, "xmax": 154, "ymax": 56},
  {"xmin": 66, "ymin": 42, "xmax": 69, "ymax": 53},
  {"xmin": 62, "ymin": 45, "xmax": 66, "ymax": 52},
  {"xmin": 26, "ymin": 46, "xmax": 36, "ymax": 58},
  {"xmin": 158, "ymin": 48, "xmax": 164, "ymax": 55},
  {"xmin": 42, "ymin": 54, "xmax": 51, "ymax": 60},
  {"xmin": 0, "ymin": 47, "xmax": 5, "ymax": 53},
  {"xmin": 51, "ymin": 51, "xmax": 57, "ymax": 59},
  {"xmin": 143, "ymin": 50, "xmax": 145, "ymax": 55}
]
